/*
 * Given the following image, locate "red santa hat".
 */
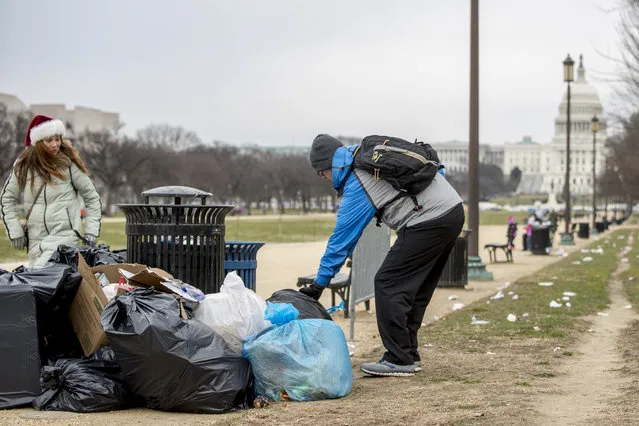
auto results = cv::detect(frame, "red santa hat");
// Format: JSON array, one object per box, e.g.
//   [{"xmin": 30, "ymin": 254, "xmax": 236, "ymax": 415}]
[{"xmin": 25, "ymin": 115, "xmax": 66, "ymax": 146}]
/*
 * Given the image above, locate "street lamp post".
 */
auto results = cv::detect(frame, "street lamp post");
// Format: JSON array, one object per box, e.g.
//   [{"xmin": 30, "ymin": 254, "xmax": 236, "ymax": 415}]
[
  {"xmin": 560, "ymin": 54, "xmax": 575, "ymax": 245},
  {"xmin": 466, "ymin": 0, "xmax": 493, "ymax": 281},
  {"xmin": 591, "ymin": 115, "xmax": 600, "ymax": 234}
]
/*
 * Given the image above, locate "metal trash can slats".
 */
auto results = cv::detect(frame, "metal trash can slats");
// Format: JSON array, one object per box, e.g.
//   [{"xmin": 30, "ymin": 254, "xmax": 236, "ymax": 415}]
[
  {"xmin": 224, "ymin": 241, "xmax": 265, "ymax": 292},
  {"xmin": 437, "ymin": 229, "xmax": 470, "ymax": 288},
  {"xmin": 118, "ymin": 186, "xmax": 234, "ymax": 294}
]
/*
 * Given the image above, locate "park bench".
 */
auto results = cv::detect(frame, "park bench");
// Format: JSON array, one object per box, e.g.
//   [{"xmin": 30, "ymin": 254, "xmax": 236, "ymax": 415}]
[{"xmin": 484, "ymin": 243, "xmax": 513, "ymax": 263}]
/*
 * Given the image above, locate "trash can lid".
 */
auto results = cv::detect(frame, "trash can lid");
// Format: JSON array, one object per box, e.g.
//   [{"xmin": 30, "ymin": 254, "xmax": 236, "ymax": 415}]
[{"xmin": 142, "ymin": 186, "xmax": 212, "ymax": 199}]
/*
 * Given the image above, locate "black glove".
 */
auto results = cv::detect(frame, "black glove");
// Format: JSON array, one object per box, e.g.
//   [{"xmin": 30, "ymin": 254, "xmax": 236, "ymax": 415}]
[
  {"xmin": 299, "ymin": 282, "xmax": 325, "ymax": 300},
  {"xmin": 84, "ymin": 233, "xmax": 97, "ymax": 246}
]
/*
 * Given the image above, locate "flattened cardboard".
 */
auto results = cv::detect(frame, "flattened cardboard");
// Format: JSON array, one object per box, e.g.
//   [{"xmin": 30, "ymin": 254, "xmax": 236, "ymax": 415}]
[
  {"xmin": 91, "ymin": 263, "xmax": 172, "ymax": 285},
  {"xmin": 119, "ymin": 269, "xmax": 198, "ymax": 303},
  {"xmin": 69, "ymin": 254, "xmax": 109, "ymax": 356}
]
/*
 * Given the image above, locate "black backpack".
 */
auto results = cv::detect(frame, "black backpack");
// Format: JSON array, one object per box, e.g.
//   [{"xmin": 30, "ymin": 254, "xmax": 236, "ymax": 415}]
[{"xmin": 350, "ymin": 135, "xmax": 443, "ymax": 223}]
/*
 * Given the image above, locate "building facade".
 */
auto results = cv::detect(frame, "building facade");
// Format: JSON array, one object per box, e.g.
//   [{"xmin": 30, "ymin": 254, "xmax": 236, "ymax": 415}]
[
  {"xmin": 430, "ymin": 55, "xmax": 606, "ymax": 196},
  {"xmin": 538, "ymin": 56, "xmax": 607, "ymax": 195},
  {"xmin": 0, "ymin": 93, "xmax": 119, "ymax": 135}
]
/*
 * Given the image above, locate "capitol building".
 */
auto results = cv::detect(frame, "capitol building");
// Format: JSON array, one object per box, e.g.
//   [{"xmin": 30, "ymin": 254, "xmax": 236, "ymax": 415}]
[{"xmin": 432, "ymin": 55, "xmax": 607, "ymax": 196}]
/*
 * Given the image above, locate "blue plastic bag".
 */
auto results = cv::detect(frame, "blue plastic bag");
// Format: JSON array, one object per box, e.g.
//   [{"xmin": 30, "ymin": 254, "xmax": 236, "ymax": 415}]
[
  {"xmin": 264, "ymin": 301, "xmax": 299, "ymax": 326},
  {"xmin": 243, "ymin": 314, "xmax": 353, "ymax": 401}
]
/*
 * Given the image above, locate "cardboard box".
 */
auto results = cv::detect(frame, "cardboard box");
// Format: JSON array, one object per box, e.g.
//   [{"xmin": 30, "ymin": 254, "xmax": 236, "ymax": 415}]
[
  {"xmin": 90, "ymin": 263, "xmax": 172, "ymax": 285},
  {"xmin": 70, "ymin": 261, "xmax": 186, "ymax": 356},
  {"xmin": 69, "ymin": 254, "xmax": 109, "ymax": 356}
]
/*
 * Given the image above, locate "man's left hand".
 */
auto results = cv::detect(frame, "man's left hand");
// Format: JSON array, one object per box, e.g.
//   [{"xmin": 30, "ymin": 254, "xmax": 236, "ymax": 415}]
[{"xmin": 299, "ymin": 282, "xmax": 325, "ymax": 300}]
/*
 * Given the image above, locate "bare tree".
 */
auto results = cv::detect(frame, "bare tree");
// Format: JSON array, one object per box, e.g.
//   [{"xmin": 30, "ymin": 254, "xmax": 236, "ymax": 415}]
[
  {"xmin": 0, "ymin": 104, "xmax": 30, "ymax": 182},
  {"xmin": 136, "ymin": 123, "xmax": 202, "ymax": 151}
]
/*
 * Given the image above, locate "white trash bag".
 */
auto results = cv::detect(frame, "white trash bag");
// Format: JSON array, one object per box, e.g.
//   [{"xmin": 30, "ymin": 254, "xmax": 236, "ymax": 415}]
[{"xmin": 193, "ymin": 271, "xmax": 270, "ymax": 353}]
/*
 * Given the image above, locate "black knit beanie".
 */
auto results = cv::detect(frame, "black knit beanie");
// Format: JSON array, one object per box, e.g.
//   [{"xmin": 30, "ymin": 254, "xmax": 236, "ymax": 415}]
[{"xmin": 310, "ymin": 134, "xmax": 343, "ymax": 171}]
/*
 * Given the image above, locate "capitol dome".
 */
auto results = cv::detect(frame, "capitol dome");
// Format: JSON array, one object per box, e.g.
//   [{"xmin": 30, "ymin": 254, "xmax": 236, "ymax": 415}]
[{"xmin": 559, "ymin": 55, "xmax": 603, "ymax": 113}]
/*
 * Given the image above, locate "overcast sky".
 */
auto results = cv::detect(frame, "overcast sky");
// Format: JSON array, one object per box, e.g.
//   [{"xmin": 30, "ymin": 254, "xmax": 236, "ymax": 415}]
[{"xmin": 0, "ymin": 0, "xmax": 623, "ymax": 146}]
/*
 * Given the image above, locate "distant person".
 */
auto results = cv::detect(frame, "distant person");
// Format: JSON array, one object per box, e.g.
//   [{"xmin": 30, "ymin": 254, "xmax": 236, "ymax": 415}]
[
  {"xmin": 1, "ymin": 115, "xmax": 102, "ymax": 268},
  {"xmin": 300, "ymin": 134, "xmax": 463, "ymax": 377},
  {"xmin": 507, "ymin": 216, "xmax": 517, "ymax": 251},
  {"xmin": 548, "ymin": 210, "xmax": 558, "ymax": 240},
  {"xmin": 525, "ymin": 214, "xmax": 535, "ymax": 250}
]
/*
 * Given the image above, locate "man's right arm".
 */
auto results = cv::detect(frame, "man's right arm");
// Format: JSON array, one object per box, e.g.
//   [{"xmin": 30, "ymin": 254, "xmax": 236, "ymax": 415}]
[{"xmin": 314, "ymin": 177, "xmax": 376, "ymax": 287}]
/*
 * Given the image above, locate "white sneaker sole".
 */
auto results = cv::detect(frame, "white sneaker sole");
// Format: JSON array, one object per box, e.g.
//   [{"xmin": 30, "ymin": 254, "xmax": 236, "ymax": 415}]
[{"xmin": 360, "ymin": 366, "xmax": 415, "ymax": 377}]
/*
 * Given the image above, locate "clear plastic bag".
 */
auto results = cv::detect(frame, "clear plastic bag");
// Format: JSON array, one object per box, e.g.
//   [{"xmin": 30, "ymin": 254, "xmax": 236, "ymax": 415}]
[
  {"xmin": 193, "ymin": 271, "xmax": 269, "ymax": 353},
  {"xmin": 243, "ymin": 303, "xmax": 353, "ymax": 402}
]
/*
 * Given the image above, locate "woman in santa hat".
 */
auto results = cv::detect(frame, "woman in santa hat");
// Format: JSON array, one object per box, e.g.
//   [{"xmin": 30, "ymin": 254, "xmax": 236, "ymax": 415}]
[{"xmin": 0, "ymin": 115, "xmax": 102, "ymax": 268}]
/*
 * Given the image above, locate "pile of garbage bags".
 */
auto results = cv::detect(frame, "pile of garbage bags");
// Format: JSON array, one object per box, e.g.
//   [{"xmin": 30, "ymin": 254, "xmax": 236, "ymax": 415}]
[
  {"xmin": 0, "ymin": 244, "xmax": 353, "ymax": 414},
  {"xmin": 102, "ymin": 288, "xmax": 253, "ymax": 413}
]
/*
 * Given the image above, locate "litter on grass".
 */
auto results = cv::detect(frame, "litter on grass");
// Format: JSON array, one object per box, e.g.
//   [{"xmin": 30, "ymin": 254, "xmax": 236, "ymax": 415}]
[
  {"xmin": 471, "ymin": 314, "xmax": 489, "ymax": 325},
  {"xmin": 507, "ymin": 314, "xmax": 517, "ymax": 322},
  {"xmin": 490, "ymin": 291, "xmax": 505, "ymax": 300},
  {"xmin": 452, "ymin": 303, "xmax": 465, "ymax": 311},
  {"xmin": 563, "ymin": 291, "xmax": 577, "ymax": 297},
  {"xmin": 539, "ymin": 282, "xmax": 554, "ymax": 287},
  {"xmin": 549, "ymin": 300, "xmax": 562, "ymax": 308}
]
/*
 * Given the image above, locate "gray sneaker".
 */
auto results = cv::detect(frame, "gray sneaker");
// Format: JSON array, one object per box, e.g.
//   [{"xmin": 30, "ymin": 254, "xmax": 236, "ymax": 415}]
[
  {"xmin": 413, "ymin": 361, "xmax": 422, "ymax": 372},
  {"xmin": 360, "ymin": 360, "xmax": 416, "ymax": 377}
]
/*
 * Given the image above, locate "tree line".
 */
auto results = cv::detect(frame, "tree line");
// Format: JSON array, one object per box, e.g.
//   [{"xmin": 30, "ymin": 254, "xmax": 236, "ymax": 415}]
[
  {"xmin": 1, "ymin": 105, "xmax": 521, "ymax": 214},
  {"xmin": 0, "ymin": 104, "xmax": 339, "ymax": 215}
]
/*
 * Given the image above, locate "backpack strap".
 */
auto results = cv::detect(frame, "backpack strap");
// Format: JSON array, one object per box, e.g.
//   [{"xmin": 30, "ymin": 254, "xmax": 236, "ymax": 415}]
[{"xmin": 373, "ymin": 192, "xmax": 423, "ymax": 227}]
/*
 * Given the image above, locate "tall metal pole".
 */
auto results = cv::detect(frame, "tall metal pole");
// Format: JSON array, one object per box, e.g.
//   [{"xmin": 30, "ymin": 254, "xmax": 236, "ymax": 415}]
[
  {"xmin": 591, "ymin": 129, "xmax": 597, "ymax": 230},
  {"xmin": 564, "ymin": 84, "xmax": 572, "ymax": 235},
  {"xmin": 468, "ymin": 0, "xmax": 479, "ymax": 257},
  {"xmin": 604, "ymin": 155, "xmax": 608, "ymax": 222}
]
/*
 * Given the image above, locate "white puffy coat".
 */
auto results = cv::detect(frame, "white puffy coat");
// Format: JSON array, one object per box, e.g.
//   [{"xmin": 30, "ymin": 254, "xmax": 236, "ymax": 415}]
[{"xmin": 1, "ymin": 163, "xmax": 102, "ymax": 268}]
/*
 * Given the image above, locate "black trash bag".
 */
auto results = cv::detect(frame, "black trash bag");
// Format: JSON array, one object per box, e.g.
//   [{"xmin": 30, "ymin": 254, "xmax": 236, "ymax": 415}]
[
  {"xmin": 49, "ymin": 244, "xmax": 126, "ymax": 267},
  {"xmin": 0, "ymin": 285, "xmax": 42, "ymax": 409},
  {"xmin": 267, "ymin": 289, "xmax": 332, "ymax": 321},
  {"xmin": 0, "ymin": 263, "xmax": 84, "ymax": 363},
  {"xmin": 111, "ymin": 249, "xmax": 127, "ymax": 262},
  {"xmin": 32, "ymin": 347, "xmax": 136, "ymax": 413},
  {"xmin": 102, "ymin": 288, "xmax": 253, "ymax": 413}
]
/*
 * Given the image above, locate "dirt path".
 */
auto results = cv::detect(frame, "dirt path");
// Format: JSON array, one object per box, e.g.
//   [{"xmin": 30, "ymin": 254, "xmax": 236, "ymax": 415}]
[{"xmin": 532, "ymin": 259, "xmax": 638, "ymax": 425}]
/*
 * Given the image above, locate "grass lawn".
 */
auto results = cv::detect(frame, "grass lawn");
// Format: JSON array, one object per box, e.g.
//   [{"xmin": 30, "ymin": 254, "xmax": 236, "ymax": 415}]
[
  {"xmin": 0, "ymin": 217, "xmax": 339, "ymax": 263},
  {"xmin": 0, "ymin": 210, "xmax": 605, "ymax": 263},
  {"xmin": 422, "ymin": 228, "xmax": 630, "ymax": 348}
]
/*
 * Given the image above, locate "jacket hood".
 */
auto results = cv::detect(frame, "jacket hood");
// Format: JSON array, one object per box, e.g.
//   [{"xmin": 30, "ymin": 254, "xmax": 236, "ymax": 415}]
[{"xmin": 331, "ymin": 145, "xmax": 357, "ymax": 191}]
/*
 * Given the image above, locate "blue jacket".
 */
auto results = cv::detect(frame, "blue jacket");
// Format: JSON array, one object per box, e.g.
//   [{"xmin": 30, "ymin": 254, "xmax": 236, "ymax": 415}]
[{"xmin": 315, "ymin": 146, "xmax": 459, "ymax": 287}]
